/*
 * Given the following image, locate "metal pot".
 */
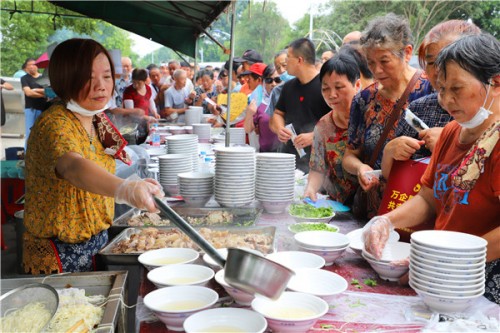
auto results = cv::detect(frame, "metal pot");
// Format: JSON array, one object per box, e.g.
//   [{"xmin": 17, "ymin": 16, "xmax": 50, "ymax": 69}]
[{"xmin": 154, "ymin": 198, "xmax": 294, "ymax": 300}]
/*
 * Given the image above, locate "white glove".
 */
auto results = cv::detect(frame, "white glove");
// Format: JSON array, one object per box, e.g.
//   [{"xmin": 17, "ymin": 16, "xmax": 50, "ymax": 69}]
[
  {"xmin": 115, "ymin": 177, "xmax": 164, "ymax": 212},
  {"xmin": 362, "ymin": 216, "xmax": 394, "ymax": 260}
]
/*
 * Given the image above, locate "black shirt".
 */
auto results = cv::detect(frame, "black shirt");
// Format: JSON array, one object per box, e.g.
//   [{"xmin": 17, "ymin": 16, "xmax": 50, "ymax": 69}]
[
  {"xmin": 275, "ymin": 74, "xmax": 330, "ymax": 172},
  {"xmin": 21, "ymin": 74, "xmax": 47, "ymax": 111}
]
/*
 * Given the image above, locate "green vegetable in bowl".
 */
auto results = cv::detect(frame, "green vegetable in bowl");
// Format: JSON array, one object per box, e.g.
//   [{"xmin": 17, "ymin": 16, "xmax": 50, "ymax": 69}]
[
  {"xmin": 289, "ymin": 223, "xmax": 338, "ymax": 233},
  {"xmin": 289, "ymin": 203, "xmax": 333, "ymax": 218}
]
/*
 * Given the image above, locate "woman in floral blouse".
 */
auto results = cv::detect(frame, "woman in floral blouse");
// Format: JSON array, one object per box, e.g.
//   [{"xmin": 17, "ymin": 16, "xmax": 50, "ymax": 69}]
[
  {"xmin": 23, "ymin": 39, "xmax": 163, "ymax": 274},
  {"xmin": 304, "ymin": 52, "xmax": 360, "ymax": 203}
]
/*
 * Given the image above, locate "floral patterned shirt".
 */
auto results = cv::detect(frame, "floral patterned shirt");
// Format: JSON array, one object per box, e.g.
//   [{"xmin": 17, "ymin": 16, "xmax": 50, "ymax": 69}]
[
  {"xmin": 25, "ymin": 104, "xmax": 115, "ymax": 243},
  {"xmin": 310, "ymin": 111, "xmax": 357, "ymax": 203},
  {"xmin": 348, "ymin": 73, "xmax": 432, "ymax": 169}
]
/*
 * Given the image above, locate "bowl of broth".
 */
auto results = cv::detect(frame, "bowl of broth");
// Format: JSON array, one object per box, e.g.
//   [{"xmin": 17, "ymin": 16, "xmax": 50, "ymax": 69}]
[
  {"xmin": 183, "ymin": 308, "xmax": 267, "ymax": 333},
  {"xmin": 143, "ymin": 286, "xmax": 218, "ymax": 331},
  {"xmin": 138, "ymin": 248, "xmax": 199, "ymax": 271},
  {"xmin": 251, "ymin": 292, "xmax": 328, "ymax": 333},
  {"xmin": 147, "ymin": 264, "xmax": 214, "ymax": 288}
]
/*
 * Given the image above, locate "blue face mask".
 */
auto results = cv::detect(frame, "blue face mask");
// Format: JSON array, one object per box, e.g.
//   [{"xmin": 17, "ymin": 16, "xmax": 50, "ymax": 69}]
[{"xmin": 279, "ymin": 71, "xmax": 295, "ymax": 82}]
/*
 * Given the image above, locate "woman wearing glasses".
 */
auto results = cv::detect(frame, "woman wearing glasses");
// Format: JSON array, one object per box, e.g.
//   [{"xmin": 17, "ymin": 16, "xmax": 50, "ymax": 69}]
[{"xmin": 244, "ymin": 64, "xmax": 281, "ymax": 152}]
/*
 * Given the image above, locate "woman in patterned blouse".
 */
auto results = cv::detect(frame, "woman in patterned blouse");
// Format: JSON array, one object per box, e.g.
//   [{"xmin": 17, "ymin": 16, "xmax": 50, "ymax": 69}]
[
  {"xmin": 304, "ymin": 52, "xmax": 360, "ymax": 203},
  {"xmin": 23, "ymin": 39, "xmax": 163, "ymax": 274}
]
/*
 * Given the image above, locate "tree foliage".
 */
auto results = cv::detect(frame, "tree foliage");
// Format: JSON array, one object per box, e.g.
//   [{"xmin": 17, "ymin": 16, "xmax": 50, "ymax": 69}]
[
  {"xmin": 233, "ymin": 1, "xmax": 291, "ymax": 64},
  {"xmin": 309, "ymin": 0, "xmax": 499, "ymax": 53},
  {"xmin": 1, "ymin": 0, "xmax": 136, "ymax": 76}
]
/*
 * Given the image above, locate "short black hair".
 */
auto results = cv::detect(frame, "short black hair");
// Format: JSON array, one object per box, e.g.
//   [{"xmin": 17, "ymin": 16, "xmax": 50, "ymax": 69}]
[
  {"xmin": 180, "ymin": 61, "xmax": 190, "ymax": 67},
  {"xmin": 319, "ymin": 52, "xmax": 360, "ymax": 85},
  {"xmin": 200, "ymin": 69, "xmax": 214, "ymax": 80},
  {"xmin": 146, "ymin": 63, "xmax": 158, "ymax": 71},
  {"xmin": 289, "ymin": 38, "xmax": 316, "ymax": 65},
  {"xmin": 22, "ymin": 58, "xmax": 36, "ymax": 69},
  {"xmin": 132, "ymin": 68, "xmax": 148, "ymax": 81},
  {"xmin": 263, "ymin": 65, "xmax": 276, "ymax": 79},
  {"xmin": 436, "ymin": 33, "xmax": 500, "ymax": 85},
  {"xmin": 338, "ymin": 45, "xmax": 373, "ymax": 79}
]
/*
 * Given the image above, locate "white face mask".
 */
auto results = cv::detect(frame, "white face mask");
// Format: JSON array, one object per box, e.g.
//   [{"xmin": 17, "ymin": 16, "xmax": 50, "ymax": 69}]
[
  {"xmin": 66, "ymin": 99, "xmax": 107, "ymax": 117},
  {"xmin": 457, "ymin": 83, "xmax": 494, "ymax": 129}
]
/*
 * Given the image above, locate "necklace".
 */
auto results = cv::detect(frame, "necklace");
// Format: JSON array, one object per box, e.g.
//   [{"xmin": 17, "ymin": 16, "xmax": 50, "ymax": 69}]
[{"xmin": 71, "ymin": 111, "xmax": 96, "ymax": 152}]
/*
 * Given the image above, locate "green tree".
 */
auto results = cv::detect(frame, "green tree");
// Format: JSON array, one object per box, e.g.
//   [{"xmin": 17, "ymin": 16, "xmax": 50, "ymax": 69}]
[
  {"xmin": 1, "ymin": 0, "xmax": 136, "ymax": 76},
  {"xmin": 233, "ymin": 1, "xmax": 291, "ymax": 64}
]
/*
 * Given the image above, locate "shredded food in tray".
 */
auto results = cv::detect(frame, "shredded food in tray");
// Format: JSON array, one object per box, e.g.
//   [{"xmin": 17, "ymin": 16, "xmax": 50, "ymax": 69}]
[
  {"xmin": 127, "ymin": 211, "xmax": 241, "ymax": 227},
  {"xmin": 0, "ymin": 302, "xmax": 52, "ymax": 333},
  {"xmin": 111, "ymin": 227, "xmax": 274, "ymax": 254}
]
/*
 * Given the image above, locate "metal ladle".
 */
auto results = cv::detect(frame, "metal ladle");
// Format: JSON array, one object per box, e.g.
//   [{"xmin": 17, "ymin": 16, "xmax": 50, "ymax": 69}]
[{"xmin": 154, "ymin": 197, "xmax": 294, "ymax": 300}]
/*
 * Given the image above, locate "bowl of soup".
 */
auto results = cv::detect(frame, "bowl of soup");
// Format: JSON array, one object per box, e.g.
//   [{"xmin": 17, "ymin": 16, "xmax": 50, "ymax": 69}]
[
  {"xmin": 183, "ymin": 308, "xmax": 267, "ymax": 333},
  {"xmin": 147, "ymin": 264, "xmax": 214, "ymax": 288},
  {"xmin": 251, "ymin": 292, "xmax": 328, "ymax": 333},
  {"xmin": 143, "ymin": 286, "xmax": 218, "ymax": 331},
  {"xmin": 138, "ymin": 248, "xmax": 199, "ymax": 271}
]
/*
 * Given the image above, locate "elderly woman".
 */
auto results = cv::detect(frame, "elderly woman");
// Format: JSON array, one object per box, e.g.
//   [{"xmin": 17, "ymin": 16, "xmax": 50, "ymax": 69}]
[
  {"xmin": 304, "ymin": 52, "xmax": 360, "ymax": 203},
  {"xmin": 364, "ymin": 33, "xmax": 500, "ymax": 304},
  {"xmin": 342, "ymin": 13, "xmax": 433, "ymax": 219},
  {"xmin": 382, "ymin": 20, "xmax": 481, "ymax": 179},
  {"xmin": 163, "ymin": 69, "xmax": 195, "ymax": 122},
  {"xmin": 23, "ymin": 39, "xmax": 164, "ymax": 274},
  {"xmin": 194, "ymin": 69, "xmax": 219, "ymax": 114},
  {"xmin": 244, "ymin": 65, "xmax": 281, "ymax": 152}
]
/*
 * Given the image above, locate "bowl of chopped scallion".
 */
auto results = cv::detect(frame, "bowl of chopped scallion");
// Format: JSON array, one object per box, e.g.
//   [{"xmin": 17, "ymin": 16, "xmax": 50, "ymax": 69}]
[
  {"xmin": 288, "ymin": 203, "xmax": 335, "ymax": 223},
  {"xmin": 288, "ymin": 222, "xmax": 339, "ymax": 234}
]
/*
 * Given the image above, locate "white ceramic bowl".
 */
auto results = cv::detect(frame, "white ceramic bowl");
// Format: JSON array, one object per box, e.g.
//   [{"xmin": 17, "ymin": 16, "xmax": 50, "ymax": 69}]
[
  {"xmin": 260, "ymin": 200, "xmax": 292, "ymax": 214},
  {"xmin": 183, "ymin": 308, "xmax": 267, "ymax": 333},
  {"xmin": 409, "ymin": 268, "xmax": 485, "ymax": 287},
  {"xmin": 294, "ymin": 231, "xmax": 350, "ymax": 250},
  {"xmin": 409, "ymin": 281, "xmax": 484, "ymax": 313},
  {"xmin": 409, "ymin": 263, "xmax": 484, "ymax": 281},
  {"xmin": 266, "ymin": 251, "xmax": 325, "ymax": 270},
  {"xmin": 147, "ymin": 264, "xmax": 214, "ymax": 288},
  {"xmin": 362, "ymin": 241, "xmax": 411, "ymax": 262},
  {"xmin": 163, "ymin": 184, "xmax": 180, "ymax": 196},
  {"xmin": 411, "ymin": 230, "xmax": 487, "ymax": 252},
  {"xmin": 410, "ymin": 246, "xmax": 486, "ymax": 265},
  {"xmin": 251, "ymin": 292, "xmax": 328, "ymax": 333},
  {"xmin": 409, "ymin": 273, "xmax": 485, "ymax": 294},
  {"xmin": 214, "ymin": 269, "xmax": 255, "ymax": 306},
  {"xmin": 362, "ymin": 253, "xmax": 409, "ymax": 281},
  {"xmin": 182, "ymin": 194, "xmax": 212, "ymax": 208},
  {"xmin": 287, "ymin": 268, "xmax": 348, "ymax": 302},
  {"xmin": 143, "ymin": 286, "xmax": 218, "ymax": 331},
  {"xmin": 296, "ymin": 245, "xmax": 348, "ymax": 266},
  {"xmin": 410, "ymin": 254, "xmax": 485, "ymax": 275},
  {"xmin": 138, "ymin": 248, "xmax": 199, "ymax": 271},
  {"xmin": 288, "ymin": 209, "xmax": 335, "ymax": 223},
  {"xmin": 347, "ymin": 228, "xmax": 400, "ymax": 255},
  {"xmin": 410, "ymin": 251, "xmax": 485, "ymax": 270},
  {"xmin": 410, "ymin": 241, "xmax": 486, "ymax": 258}
]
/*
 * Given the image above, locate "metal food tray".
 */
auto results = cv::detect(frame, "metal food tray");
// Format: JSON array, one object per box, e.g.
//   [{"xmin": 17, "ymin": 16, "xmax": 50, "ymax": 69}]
[
  {"xmin": 113, "ymin": 207, "xmax": 262, "ymax": 227},
  {"xmin": 99, "ymin": 226, "xmax": 277, "ymax": 265},
  {"xmin": 0, "ymin": 271, "xmax": 127, "ymax": 333}
]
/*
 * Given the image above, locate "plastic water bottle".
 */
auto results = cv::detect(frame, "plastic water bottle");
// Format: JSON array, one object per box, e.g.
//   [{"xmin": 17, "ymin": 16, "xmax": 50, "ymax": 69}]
[
  {"xmin": 204, "ymin": 157, "xmax": 214, "ymax": 174},
  {"xmin": 198, "ymin": 151, "xmax": 207, "ymax": 171},
  {"xmin": 151, "ymin": 124, "xmax": 160, "ymax": 147}
]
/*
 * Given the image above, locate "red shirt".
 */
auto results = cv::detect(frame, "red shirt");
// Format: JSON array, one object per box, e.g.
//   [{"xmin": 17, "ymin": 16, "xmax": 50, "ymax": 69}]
[
  {"xmin": 123, "ymin": 85, "xmax": 152, "ymax": 117},
  {"xmin": 421, "ymin": 121, "xmax": 500, "ymax": 237}
]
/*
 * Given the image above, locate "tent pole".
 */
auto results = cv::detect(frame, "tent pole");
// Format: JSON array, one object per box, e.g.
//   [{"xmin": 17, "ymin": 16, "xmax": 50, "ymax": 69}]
[
  {"xmin": 225, "ymin": 0, "xmax": 237, "ymax": 147},
  {"xmin": 194, "ymin": 38, "xmax": 198, "ymax": 86}
]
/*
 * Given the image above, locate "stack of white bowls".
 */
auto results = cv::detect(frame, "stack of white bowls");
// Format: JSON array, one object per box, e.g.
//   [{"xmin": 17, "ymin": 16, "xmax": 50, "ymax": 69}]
[
  {"xmin": 185, "ymin": 106, "xmax": 203, "ymax": 126},
  {"xmin": 255, "ymin": 153, "xmax": 296, "ymax": 214},
  {"xmin": 229, "ymin": 127, "xmax": 246, "ymax": 145},
  {"xmin": 166, "ymin": 134, "xmax": 199, "ymax": 171},
  {"xmin": 177, "ymin": 172, "xmax": 214, "ymax": 208},
  {"xmin": 362, "ymin": 242, "xmax": 410, "ymax": 281},
  {"xmin": 214, "ymin": 146, "xmax": 255, "ymax": 207},
  {"xmin": 192, "ymin": 124, "xmax": 211, "ymax": 143},
  {"xmin": 409, "ymin": 230, "xmax": 487, "ymax": 313},
  {"xmin": 294, "ymin": 231, "xmax": 350, "ymax": 266},
  {"xmin": 158, "ymin": 154, "xmax": 192, "ymax": 195}
]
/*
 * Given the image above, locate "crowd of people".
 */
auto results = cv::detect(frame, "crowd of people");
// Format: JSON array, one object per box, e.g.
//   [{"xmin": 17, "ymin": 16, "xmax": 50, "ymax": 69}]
[{"xmin": 17, "ymin": 12, "xmax": 498, "ymax": 305}]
